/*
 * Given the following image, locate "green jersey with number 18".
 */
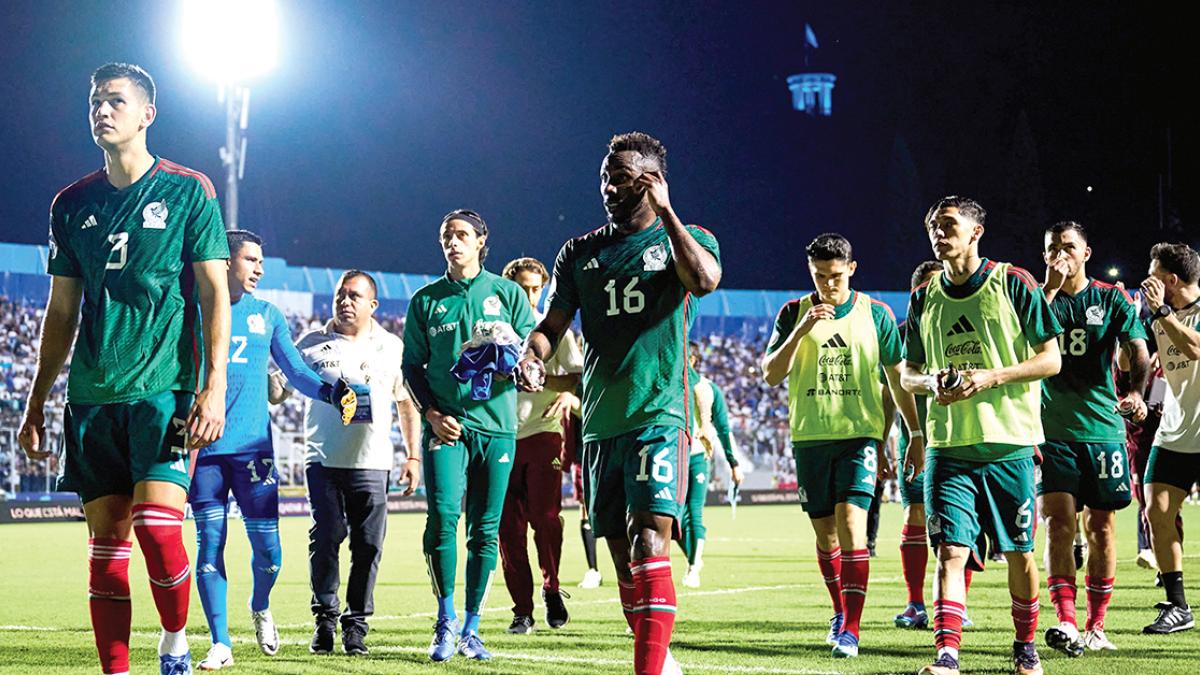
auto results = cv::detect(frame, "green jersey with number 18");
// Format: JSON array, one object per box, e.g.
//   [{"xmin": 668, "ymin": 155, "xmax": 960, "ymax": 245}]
[
  {"xmin": 47, "ymin": 158, "xmax": 229, "ymax": 405},
  {"xmin": 548, "ymin": 218, "xmax": 720, "ymax": 443}
]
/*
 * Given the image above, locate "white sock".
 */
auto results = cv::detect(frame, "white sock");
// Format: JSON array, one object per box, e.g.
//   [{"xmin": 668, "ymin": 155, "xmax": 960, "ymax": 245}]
[
  {"xmin": 937, "ymin": 646, "xmax": 959, "ymax": 661},
  {"xmin": 159, "ymin": 628, "xmax": 188, "ymax": 657}
]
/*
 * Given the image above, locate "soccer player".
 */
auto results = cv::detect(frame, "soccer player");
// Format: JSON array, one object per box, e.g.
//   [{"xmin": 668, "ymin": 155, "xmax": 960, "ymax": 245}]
[
  {"xmin": 1037, "ymin": 221, "xmax": 1150, "ymax": 655},
  {"xmin": 190, "ymin": 230, "xmax": 355, "ymax": 670},
  {"xmin": 761, "ymin": 233, "xmax": 923, "ymax": 659},
  {"xmin": 403, "ymin": 210, "xmax": 536, "ymax": 661},
  {"xmin": 498, "ymin": 256, "xmax": 583, "ymax": 634},
  {"xmin": 901, "ymin": 196, "xmax": 1062, "ymax": 675},
  {"xmin": 516, "ymin": 132, "xmax": 721, "ymax": 675},
  {"xmin": 892, "ymin": 260, "xmax": 943, "ymax": 630},
  {"xmin": 679, "ymin": 342, "xmax": 745, "ymax": 588},
  {"xmin": 19, "ymin": 62, "xmax": 231, "ymax": 675},
  {"xmin": 1139, "ymin": 242, "xmax": 1200, "ymax": 634}
]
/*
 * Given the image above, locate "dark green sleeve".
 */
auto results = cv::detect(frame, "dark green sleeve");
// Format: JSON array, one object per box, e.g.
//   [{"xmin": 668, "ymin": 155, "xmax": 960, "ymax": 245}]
[
  {"xmin": 183, "ymin": 180, "xmax": 229, "ymax": 263},
  {"xmin": 547, "ymin": 239, "xmax": 579, "ymax": 316},
  {"xmin": 1112, "ymin": 287, "xmax": 1148, "ymax": 343},
  {"xmin": 766, "ymin": 301, "xmax": 800, "ymax": 355},
  {"xmin": 904, "ymin": 289, "xmax": 927, "ymax": 365},
  {"xmin": 686, "ymin": 225, "xmax": 722, "ymax": 267},
  {"xmin": 507, "ymin": 281, "xmax": 537, "ymax": 338},
  {"xmin": 46, "ymin": 198, "xmax": 81, "ymax": 277},
  {"xmin": 710, "ymin": 381, "xmax": 736, "ymax": 466},
  {"xmin": 1006, "ymin": 267, "xmax": 1062, "ymax": 345},
  {"xmin": 871, "ymin": 300, "xmax": 903, "ymax": 366},
  {"xmin": 401, "ymin": 293, "xmax": 436, "ymax": 412}
]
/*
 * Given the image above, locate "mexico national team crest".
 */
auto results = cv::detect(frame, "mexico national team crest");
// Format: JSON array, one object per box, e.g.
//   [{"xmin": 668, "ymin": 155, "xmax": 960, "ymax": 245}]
[
  {"xmin": 1085, "ymin": 305, "xmax": 1105, "ymax": 326},
  {"xmin": 246, "ymin": 313, "xmax": 266, "ymax": 335},
  {"xmin": 643, "ymin": 243, "xmax": 668, "ymax": 271},
  {"xmin": 142, "ymin": 201, "xmax": 168, "ymax": 229},
  {"xmin": 483, "ymin": 295, "xmax": 502, "ymax": 316}
]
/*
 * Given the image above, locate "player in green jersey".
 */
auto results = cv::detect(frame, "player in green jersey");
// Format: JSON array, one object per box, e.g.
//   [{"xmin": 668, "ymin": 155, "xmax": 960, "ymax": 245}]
[
  {"xmin": 19, "ymin": 63, "xmax": 231, "ymax": 675},
  {"xmin": 1039, "ymin": 221, "xmax": 1150, "ymax": 655},
  {"xmin": 901, "ymin": 196, "xmax": 1062, "ymax": 675},
  {"xmin": 761, "ymin": 233, "xmax": 923, "ymax": 658},
  {"xmin": 517, "ymin": 132, "xmax": 721, "ymax": 675}
]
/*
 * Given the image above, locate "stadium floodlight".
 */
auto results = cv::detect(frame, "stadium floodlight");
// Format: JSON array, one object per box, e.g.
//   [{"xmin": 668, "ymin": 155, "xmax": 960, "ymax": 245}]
[
  {"xmin": 181, "ymin": 0, "xmax": 280, "ymax": 230},
  {"xmin": 1107, "ymin": 266, "xmax": 1121, "ymax": 279}
]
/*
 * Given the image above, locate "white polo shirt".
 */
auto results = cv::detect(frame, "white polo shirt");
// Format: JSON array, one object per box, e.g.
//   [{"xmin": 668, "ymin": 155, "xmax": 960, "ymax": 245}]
[
  {"xmin": 294, "ymin": 319, "xmax": 410, "ymax": 471},
  {"xmin": 1153, "ymin": 299, "xmax": 1200, "ymax": 453},
  {"xmin": 516, "ymin": 328, "xmax": 584, "ymax": 440}
]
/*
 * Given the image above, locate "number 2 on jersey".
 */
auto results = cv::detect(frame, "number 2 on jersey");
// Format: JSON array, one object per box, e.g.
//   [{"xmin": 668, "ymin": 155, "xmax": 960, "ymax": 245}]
[{"xmin": 605, "ymin": 277, "xmax": 646, "ymax": 316}]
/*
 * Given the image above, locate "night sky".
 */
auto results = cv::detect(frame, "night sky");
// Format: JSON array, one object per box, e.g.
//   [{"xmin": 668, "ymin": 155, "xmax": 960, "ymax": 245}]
[{"xmin": 1, "ymin": 1, "xmax": 1193, "ymax": 290}]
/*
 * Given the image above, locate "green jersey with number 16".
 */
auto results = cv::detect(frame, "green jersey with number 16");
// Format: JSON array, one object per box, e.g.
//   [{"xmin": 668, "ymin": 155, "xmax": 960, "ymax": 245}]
[{"xmin": 548, "ymin": 219, "xmax": 720, "ymax": 443}]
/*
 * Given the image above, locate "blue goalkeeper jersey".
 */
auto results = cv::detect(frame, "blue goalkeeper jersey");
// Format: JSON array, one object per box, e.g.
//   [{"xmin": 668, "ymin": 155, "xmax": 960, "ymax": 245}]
[{"xmin": 201, "ymin": 294, "xmax": 327, "ymax": 457}]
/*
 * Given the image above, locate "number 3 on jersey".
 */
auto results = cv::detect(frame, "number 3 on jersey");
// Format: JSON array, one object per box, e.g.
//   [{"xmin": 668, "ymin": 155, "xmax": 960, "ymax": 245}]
[{"xmin": 605, "ymin": 277, "xmax": 645, "ymax": 316}]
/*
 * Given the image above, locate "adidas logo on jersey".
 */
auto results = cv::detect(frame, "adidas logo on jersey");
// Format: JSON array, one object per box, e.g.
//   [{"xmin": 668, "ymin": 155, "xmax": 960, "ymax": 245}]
[
  {"xmin": 946, "ymin": 315, "xmax": 976, "ymax": 336},
  {"xmin": 1117, "ymin": 482, "xmax": 1129, "ymax": 492},
  {"xmin": 654, "ymin": 487, "xmax": 673, "ymax": 501},
  {"xmin": 583, "ymin": 258, "xmax": 600, "ymax": 271},
  {"xmin": 81, "ymin": 214, "xmax": 98, "ymax": 229},
  {"xmin": 821, "ymin": 333, "xmax": 848, "ymax": 349},
  {"xmin": 435, "ymin": 304, "xmax": 447, "ymax": 315},
  {"xmin": 498, "ymin": 453, "xmax": 511, "ymax": 464}
]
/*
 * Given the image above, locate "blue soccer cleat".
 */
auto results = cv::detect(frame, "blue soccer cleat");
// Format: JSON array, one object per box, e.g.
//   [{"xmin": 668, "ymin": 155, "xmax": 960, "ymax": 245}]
[
  {"xmin": 159, "ymin": 651, "xmax": 193, "ymax": 675},
  {"xmin": 428, "ymin": 618, "xmax": 458, "ymax": 662},
  {"xmin": 831, "ymin": 631, "xmax": 859, "ymax": 658},
  {"xmin": 895, "ymin": 603, "xmax": 930, "ymax": 629},
  {"xmin": 456, "ymin": 631, "xmax": 492, "ymax": 661},
  {"xmin": 825, "ymin": 613, "xmax": 844, "ymax": 645}
]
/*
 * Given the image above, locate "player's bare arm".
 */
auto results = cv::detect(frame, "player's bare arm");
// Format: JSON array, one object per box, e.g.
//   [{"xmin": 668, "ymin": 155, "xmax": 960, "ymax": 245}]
[
  {"xmin": 1142, "ymin": 276, "xmax": 1200, "ymax": 359},
  {"xmin": 18, "ymin": 275, "xmax": 84, "ymax": 460},
  {"xmin": 1117, "ymin": 338, "xmax": 1151, "ymax": 422},
  {"xmin": 761, "ymin": 303, "xmax": 835, "ymax": 386},
  {"xmin": 900, "ymin": 360, "xmax": 940, "ymax": 397},
  {"xmin": 516, "ymin": 306, "xmax": 572, "ymax": 392},
  {"xmin": 397, "ymin": 398, "xmax": 423, "ymax": 495},
  {"xmin": 884, "ymin": 363, "xmax": 925, "ymax": 481},
  {"xmin": 187, "ymin": 258, "xmax": 231, "ymax": 448},
  {"xmin": 936, "ymin": 337, "xmax": 1062, "ymax": 405},
  {"xmin": 637, "ymin": 171, "xmax": 722, "ymax": 296}
]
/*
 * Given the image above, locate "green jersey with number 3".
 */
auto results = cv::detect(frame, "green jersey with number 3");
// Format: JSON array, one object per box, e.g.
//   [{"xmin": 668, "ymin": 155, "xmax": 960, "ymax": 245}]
[
  {"xmin": 47, "ymin": 158, "xmax": 229, "ymax": 405},
  {"xmin": 1041, "ymin": 279, "xmax": 1146, "ymax": 442},
  {"xmin": 548, "ymin": 219, "xmax": 720, "ymax": 443}
]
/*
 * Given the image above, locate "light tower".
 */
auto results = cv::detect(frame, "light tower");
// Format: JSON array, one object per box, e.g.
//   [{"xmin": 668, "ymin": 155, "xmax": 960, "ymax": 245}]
[
  {"xmin": 787, "ymin": 24, "xmax": 836, "ymax": 117},
  {"xmin": 181, "ymin": 0, "xmax": 279, "ymax": 230}
]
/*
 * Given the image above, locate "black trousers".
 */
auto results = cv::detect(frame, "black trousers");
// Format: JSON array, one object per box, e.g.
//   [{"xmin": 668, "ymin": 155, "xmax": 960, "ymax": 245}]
[{"xmin": 306, "ymin": 463, "xmax": 389, "ymax": 630}]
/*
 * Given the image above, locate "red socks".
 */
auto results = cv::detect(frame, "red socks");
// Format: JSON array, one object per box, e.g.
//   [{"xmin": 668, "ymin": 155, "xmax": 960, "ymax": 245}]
[
  {"xmin": 900, "ymin": 525, "xmax": 928, "ymax": 605},
  {"xmin": 132, "ymin": 503, "xmax": 191, "ymax": 632},
  {"xmin": 1011, "ymin": 594, "xmax": 1039, "ymax": 642},
  {"xmin": 1085, "ymin": 576, "xmax": 1115, "ymax": 630},
  {"xmin": 933, "ymin": 600, "xmax": 965, "ymax": 652},
  {"xmin": 963, "ymin": 567, "xmax": 973, "ymax": 596},
  {"xmin": 1048, "ymin": 575, "xmax": 1078, "ymax": 626},
  {"xmin": 816, "ymin": 545, "xmax": 844, "ymax": 614},
  {"xmin": 89, "ymin": 538, "xmax": 132, "ymax": 675},
  {"xmin": 630, "ymin": 557, "xmax": 676, "ymax": 675},
  {"xmin": 841, "ymin": 549, "xmax": 870, "ymax": 637}
]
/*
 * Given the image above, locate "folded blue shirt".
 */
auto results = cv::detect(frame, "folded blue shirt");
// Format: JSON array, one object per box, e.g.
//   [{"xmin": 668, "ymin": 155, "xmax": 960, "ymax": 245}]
[{"xmin": 451, "ymin": 342, "xmax": 522, "ymax": 401}]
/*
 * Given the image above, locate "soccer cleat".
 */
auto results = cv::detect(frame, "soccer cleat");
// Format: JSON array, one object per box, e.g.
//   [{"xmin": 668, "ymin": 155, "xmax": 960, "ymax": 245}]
[
  {"xmin": 1143, "ymin": 601, "xmax": 1195, "ymax": 634},
  {"xmin": 159, "ymin": 652, "xmax": 193, "ymax": 675},
  {"xmin": 1011, "ymin": 641, "xmax": 1043, "ymax": 675},
  {"xmin": 825, "ymin": 613, "xmax": 844, "ymax": 645},
  {"xmin": 343, "ymin": 624, "xmax": 368, "ymax": 656},
  {"xmin": 579, "ymin": 568, "xmax": 603, "ymax": 589},
  {"xmin": 197, "ymin": 643, "xmax": 232, "ymax": 671},
  {"xmin": 544, "ymin": 588, "xmax": 570, "ymax": 628},
  {"xmin": 1083, "ymin": 628, "xmax": 1118, "ymax": 651},
  {"xmin": 682, "ymin": 566, "xmax": 701, "ymax": 588},
  {"xmin": 251, "ymin": 608, "xmax": 279, "ymax": 656},
  {"xmin": 429, "ymin": 618, "xmax": 458, "ymax": 662},
  {"xmin": 1045, "ymin": 621, "xmax": 1084, "ymax": 657},
  {"xmin": 1137, "ymin": 549, "xmax": 1159, "ymax": 570},
  {"xmin": 456, "ymin": 631, "xmax": 492, "ymax": 661},
  {"xmin": 917, "ymin": 652, "xmax": 960, "ymax": 675},
  {"xmin": 310, "ymin": 620, "xmax": 336, "ymax": 654},
  {"xmin": 894, "ymin": 603, "xmax": 929, "ymax": 629},
  {"xmin": 961, "ymin": 609, "xmax": 974, "ymax": 629},
  {"xmin": 831, "ymin": 631, "xmax": 859, "ymax": 658},
  {"xmin": 507, "ymin": 614, "xmax": 535, "ymax": 634}
]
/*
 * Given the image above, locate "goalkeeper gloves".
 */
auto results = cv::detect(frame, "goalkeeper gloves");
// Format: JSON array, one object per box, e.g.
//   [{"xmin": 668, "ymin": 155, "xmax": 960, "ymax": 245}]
[{"xmin": 319, "ymin": 378, "xmax": 358, "ymax": 426}]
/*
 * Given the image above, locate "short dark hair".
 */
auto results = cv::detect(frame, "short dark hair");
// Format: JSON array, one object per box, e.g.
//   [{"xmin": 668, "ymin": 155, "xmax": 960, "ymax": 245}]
[
  {"xmin": 502, "ymin": 257, "xmax": 548, "ymax": 283},
  {"xmin": 688, "ymin": 341, "xmax": 702, "ymax": 366},
  {"xmin": 91, "ymin": 62, "xmax": 156, "ymax": 104},
  {"xmin": 338, "ymin": 269, "xmax": 378, "ymax": 299},
  {"xmin": 608, "ymin": 132, "xmax": 667, "ymax": 176},
  {"xmin": 226, "ymin": 229, "xmax": 263, "ymax": 256},
  {"xmin": 805, "ymin": 233, "xmax": 853, "ymax": 262},
  {"xmin": 925, "ymin": 196, "xmax": 986, "ymax": 227},
  {"xmin": 1046, "ymin": 220, "xmax": 1088, "ymax": 244},
  {"xmin": 441, "ymin": 209, "xmax": 489, "ymax": 262},
  {"xmin": 910, "ymin": 260, "xmax": 942, "ymax": 290},
  {"xmin": 1151, "ymin": 242, "xmax": 1200, "ymax": 285}
]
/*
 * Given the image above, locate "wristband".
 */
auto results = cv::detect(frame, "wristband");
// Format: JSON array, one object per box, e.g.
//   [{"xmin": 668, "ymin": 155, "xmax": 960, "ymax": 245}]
[
  {"xmin": 406, "ymin": 456, "xmax": 422, "ymax": 462},
  {"xmin": 909, "ymin": 431, "xmax": 924, "ymax": 439}
]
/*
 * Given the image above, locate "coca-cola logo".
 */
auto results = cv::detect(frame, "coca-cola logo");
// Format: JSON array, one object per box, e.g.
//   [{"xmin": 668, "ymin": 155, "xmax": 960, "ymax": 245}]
[
  {"xmin": 1168, "ymin": 345, "xmax": 1182, "ymax": 357},
  {"xmin": 944, "ymin": 340, "xmax": 982, "ymax": 358},
  {"xmin": 818, "ymin": 354, "xmax": 853, "ymax": 366}
]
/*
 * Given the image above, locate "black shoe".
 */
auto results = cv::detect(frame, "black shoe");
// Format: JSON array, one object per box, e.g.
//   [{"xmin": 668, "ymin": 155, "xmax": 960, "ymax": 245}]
[
  {"xmin": 1011, "ymin": 641, "xmax": 1043, "ymax": 675},
  {"xmin": 1073, "ymin": 541, "xmax": 1086, "ymax": 570},
  {"xmin": 1156, "ymin": 572, "xmax": 1164, "ymax": 588},
  {"xmin": 867, "ymin": 543, "xmax": 877, "ymax": 558},
  {"xmin": 310, "ymin": 620, "xmax": 337, "ymax": 654},
  {"xmin": 543, "ymin": 588, "xmax": 570, "ymax": 628},
  {"xmin": 507, "ymin": 614, "xmax": 535, "ymax": 634},
  {"xmin": 1144, "ymin": 601, "xmax": 1195, "ymax": 634},
  {"xmin": 343, "ymin": 624, "xmax": 369, "ymax": 655}
]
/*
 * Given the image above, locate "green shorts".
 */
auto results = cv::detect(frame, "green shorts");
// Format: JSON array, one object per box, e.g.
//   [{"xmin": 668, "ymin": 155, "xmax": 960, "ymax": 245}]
[
  {"xmin": 925, "ymin": 454, "xmax": 1037, "ymax": 568},
  {"xmin": 792, "ymin": 438, "xmax": 878, "ymax": 519},
  {"xmin": 1037, "ymin": 440, "xmax": 1132, "ymax": 511},
  {"xmin": 582, "ymin": 425, "xmax": 688, "ymax": 539},
  {"xmin": 58, "ymin": 390, "xmax": 193, "ymax": 504},
  {"xmin": 1145, "ymin": 445, "xmax": 1200, "ymax": 493},
  {"xmin": 898, "ymin": 443, "xmax": 926, "ymax": 508}
]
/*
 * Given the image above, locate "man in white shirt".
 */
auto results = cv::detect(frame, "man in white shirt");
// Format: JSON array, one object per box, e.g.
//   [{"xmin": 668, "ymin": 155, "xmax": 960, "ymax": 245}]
[{"xmin": 272, "ymin": 270, "xmax": 421, "ymax": 655}]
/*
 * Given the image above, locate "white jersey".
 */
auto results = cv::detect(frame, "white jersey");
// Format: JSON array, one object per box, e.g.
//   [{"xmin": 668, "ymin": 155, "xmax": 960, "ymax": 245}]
[
  {"xmin": 295, "ymin": 319, "xmax": 410, "ymax": 470},
  {"xmin": 1152, "ymin": 298, "xmax": 1200, "ymax": 453},
  {"xmin": 516, "ymin": 328, "xmax": 584, "ymax": 440}
]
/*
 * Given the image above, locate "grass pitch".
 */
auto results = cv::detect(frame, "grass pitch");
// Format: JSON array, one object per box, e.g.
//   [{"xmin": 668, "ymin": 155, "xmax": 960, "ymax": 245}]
[{"xmin": 2, "ymin": 503, "xmax": 1199, "ymax": 674}]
